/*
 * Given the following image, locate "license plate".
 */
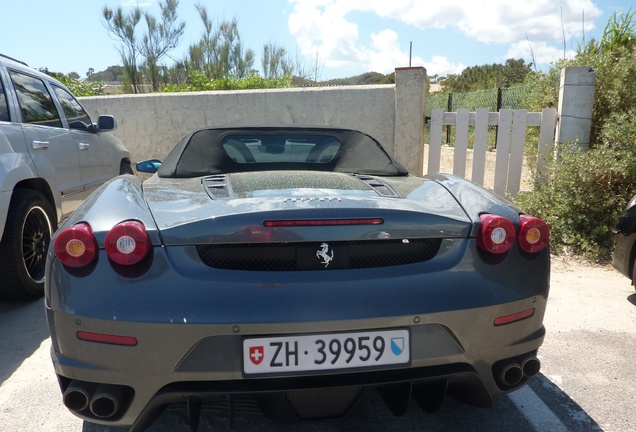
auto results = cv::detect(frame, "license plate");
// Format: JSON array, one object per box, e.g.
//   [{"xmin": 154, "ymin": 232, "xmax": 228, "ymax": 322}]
[{"xmin": 243, "ymin": 329, "xmax": 409, "ymax": 375}]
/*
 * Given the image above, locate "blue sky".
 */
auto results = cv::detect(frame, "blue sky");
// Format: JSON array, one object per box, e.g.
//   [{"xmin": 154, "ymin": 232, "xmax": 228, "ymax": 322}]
[{"xmin": 1, "ymin": 0, "xmax": 633, "ymax": 81}]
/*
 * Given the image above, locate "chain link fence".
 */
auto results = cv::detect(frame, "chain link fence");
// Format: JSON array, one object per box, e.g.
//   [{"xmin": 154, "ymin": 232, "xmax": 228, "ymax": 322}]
[
  {"xmin": 426, "ymin": 84, "xmax": 534, "ymax": 149},
  {"xmin": 426, "ymin": 84, "xmax": 532, "ymax": 115}
]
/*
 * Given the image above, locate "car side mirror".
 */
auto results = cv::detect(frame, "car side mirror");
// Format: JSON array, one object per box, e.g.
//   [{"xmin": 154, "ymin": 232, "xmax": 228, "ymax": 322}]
[
  {"xmin": 97, "ymin": 115, "xmax": 117, "ymax": 131},
  {"xmin": 136, "ymin": 159, "xmax": 162, "ymax": 174}
]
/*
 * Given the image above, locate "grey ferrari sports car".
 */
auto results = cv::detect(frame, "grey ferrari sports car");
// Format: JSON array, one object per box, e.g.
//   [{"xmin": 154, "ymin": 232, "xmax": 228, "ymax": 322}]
[{"xmin": 45, "ymin": 126, "xmax": 550, "ymax": 431}]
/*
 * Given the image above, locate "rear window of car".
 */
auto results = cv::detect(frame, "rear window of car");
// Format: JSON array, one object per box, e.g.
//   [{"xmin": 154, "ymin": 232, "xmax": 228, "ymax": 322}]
[
  {"xmin": 9, "ymin": 70, "xmax": 62, "ymax": 128},
  {"xmin": 159, "ymin": 127, "xmax": 408, "ymax": 178},
  {"xmin": 222, "ymin": 134, "xmax": 341, "ymax": 164}
]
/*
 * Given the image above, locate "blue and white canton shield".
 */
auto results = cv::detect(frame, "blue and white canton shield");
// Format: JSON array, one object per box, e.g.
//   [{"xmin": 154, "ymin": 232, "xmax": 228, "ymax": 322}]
[{"xmin": 390, "ymin": 337, "xmax": 405, "ymax": 356}]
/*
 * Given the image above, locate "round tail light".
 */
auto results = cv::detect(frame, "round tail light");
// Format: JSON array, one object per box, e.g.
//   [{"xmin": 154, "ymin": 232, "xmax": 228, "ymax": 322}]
[
  {"xmin": 518, "ymin": 215, "xmax": 550, "ymax": 253},
  {"xmin": 105, "ymin": 220, "xmax": 151, "ymax": 265},
  {"xmin": 477, "ymin": 214, "xmax": 516, "ymax": 254},
  {"xmin": 54, "ymin": 223, "xmax": 98, "ymax": 268}
]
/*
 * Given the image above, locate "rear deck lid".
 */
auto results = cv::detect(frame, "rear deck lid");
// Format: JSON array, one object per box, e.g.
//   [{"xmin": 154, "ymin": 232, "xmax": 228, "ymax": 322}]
[{"xmin": 142, "ymin": 171, "xmax": 471, "ymax": 245}]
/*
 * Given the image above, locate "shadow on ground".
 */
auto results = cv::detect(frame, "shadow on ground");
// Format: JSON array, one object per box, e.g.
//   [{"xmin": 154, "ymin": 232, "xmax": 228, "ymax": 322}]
[{"xmin": 0, "ymin": 298, "xmax": 50, "ymax": 383}]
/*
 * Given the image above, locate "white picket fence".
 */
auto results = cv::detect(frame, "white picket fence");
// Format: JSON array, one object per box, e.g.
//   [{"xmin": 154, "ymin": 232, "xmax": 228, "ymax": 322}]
[{"xmin": 427, "ymin": 108, "xmax": 558, "ymax": 197}]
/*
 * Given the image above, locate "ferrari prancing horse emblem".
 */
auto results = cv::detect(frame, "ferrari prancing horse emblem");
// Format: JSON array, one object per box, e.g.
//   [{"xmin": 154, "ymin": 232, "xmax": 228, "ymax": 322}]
[{"xmin": 316, "ymin": 243, "xmax": 334, "ymax": 268}]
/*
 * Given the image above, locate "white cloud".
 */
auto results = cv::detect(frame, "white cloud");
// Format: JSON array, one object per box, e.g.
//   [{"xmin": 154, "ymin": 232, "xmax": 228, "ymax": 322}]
[
  {"xmin": 362, "ymin": 29, "xmax": 426, "ymax": 73},
  {"xmin": 326, "ymin": 0, "xmax": 602, "ymax": 43},
  {"xmin": 367, "ymin": 30, "xmax": 407, "ymax": 73},
  {"xmin": 287, "ymin": 0, "xmax": 603, "ymax": 76},
  {"xmin": 505, "ymin": 41, "xmax": 577, "ymax": 67},
  {"xmin": 423, "ymin": 56, "xmax": 466, "ymax": 77}
]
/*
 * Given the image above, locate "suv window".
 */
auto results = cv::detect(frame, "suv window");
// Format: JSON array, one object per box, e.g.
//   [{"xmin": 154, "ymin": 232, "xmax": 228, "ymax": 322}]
[
  {"xmin": 0, "ymin": 76, "xmax": 8, "ymax": 122},
  {"xmin": 52, "ymin": 85, "xmax": 92, "ymax": 131},
  {"xmin": 9, "ymin": 70, "xmax": 62, "ymax": 128}
]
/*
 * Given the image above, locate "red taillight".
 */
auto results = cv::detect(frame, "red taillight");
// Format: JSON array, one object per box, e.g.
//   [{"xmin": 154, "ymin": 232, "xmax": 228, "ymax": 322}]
[
  {"xmin": 54, "ymin": 223, "xmax": 98, "ymax": 268},
  {"xmin": 477, "ymin": 214, "xmax": 516, "ymax": 254},
  {"xmin": 105, "ymin": 220, "xmax": 151, "ymax": 265},
  {"xmin": 518, "ymin": 215, "xmax": 550, "ymax": 253}
]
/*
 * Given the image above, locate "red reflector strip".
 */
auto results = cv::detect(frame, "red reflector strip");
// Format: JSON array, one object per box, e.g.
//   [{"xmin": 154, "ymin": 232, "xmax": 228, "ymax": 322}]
[
  {"xmin": 493, "ymin": 308, "xmax": 535, "ymax": 326},
  {"xmin": 76, "ymin": 331, "xmax": 138, "ymax": 346},
  {"xmin": 264, "ymin": 218, "xmax": 384, "ymax": 227}
]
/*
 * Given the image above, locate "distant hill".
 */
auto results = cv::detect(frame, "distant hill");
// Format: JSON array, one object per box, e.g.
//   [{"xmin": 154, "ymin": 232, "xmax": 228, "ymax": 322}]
[
  {"xmin": 291, "ymin": 71, "xmax": 396, "ymax": 87},
  {"xmin": 88, "ymin": 65, "xmax": 126, "ymax": 84},
  {"xmin": 320, "ymin": 72, "xmax": 395, "ymax": 86}
]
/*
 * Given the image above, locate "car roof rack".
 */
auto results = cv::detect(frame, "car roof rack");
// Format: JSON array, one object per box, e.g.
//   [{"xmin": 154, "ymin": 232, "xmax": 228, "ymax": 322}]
[{"xmin": 0, "ymin": 53, "xmax": 29, "ymax": 66}]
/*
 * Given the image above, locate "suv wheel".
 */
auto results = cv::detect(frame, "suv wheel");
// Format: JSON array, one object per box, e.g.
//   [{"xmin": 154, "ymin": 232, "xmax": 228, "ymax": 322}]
[{"xmin": 0, "ymin": 190, "xmax": 55, "ymax": 300}]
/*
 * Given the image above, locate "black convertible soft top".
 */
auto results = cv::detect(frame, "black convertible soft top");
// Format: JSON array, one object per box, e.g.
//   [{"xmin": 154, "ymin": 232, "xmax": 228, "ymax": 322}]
[{"xmin": 158, "ymin": 126, "xmax": 408, "ymax": 178}]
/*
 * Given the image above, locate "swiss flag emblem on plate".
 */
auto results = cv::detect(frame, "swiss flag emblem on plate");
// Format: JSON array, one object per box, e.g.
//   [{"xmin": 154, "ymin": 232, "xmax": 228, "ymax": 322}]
[{"xmin": 249, "ymin": 346, "xmax": 265, "ymax": 365}]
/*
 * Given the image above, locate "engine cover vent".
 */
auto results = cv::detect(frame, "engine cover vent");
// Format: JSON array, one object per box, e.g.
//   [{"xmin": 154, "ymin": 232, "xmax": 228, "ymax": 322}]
[
  {"xmin": 351, "ymin": 174, "xmax": 400, "ymax": 197},
  {"xmin": 202, "ymin": 175, "xmax": 230, "ymax": 199}
]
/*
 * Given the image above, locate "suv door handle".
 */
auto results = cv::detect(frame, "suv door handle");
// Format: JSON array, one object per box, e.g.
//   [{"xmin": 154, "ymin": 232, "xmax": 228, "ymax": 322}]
[
  {"xmin": 31, "ymin": 140, "xmax": 49, "ymax": 150},
  {"xmin": 78, "ymin": 142, "xmax": 90, "ymax": 150}
]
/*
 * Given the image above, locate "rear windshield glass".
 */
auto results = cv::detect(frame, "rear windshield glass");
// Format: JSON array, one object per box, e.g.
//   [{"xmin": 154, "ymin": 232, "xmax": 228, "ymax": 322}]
[
  {"xmin": 159, "ymin": 127, "xmax": 407, "ymax": 178},
  {"xmin": 222, "ymin": 134, "xmax": 340, "ymax": 164}
]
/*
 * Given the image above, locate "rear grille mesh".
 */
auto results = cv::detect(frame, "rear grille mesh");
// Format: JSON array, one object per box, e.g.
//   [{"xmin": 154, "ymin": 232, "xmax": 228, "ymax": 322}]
[
  {"xmin": 285, "ymin": 386, "xmax": 362, "ymax": 419},
  {"xmin": 196, "ymin": 238, "xmax": 442, "ymax": 271}
]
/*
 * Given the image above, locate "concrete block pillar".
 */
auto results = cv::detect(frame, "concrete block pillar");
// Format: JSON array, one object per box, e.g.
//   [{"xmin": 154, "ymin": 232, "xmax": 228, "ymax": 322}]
[
  {"xmin": 556, "ymin": 66, "xmax": 596, "ymax": 151},
  {"xmin": 394, "ymin": 67, "xmax": 427, "ymax": 176}
]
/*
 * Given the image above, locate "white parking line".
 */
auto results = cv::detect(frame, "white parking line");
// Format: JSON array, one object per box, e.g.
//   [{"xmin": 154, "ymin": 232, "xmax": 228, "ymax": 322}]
[{"xmin": 508, "ymin": 385, "xmax": 569, "ymax": 432}]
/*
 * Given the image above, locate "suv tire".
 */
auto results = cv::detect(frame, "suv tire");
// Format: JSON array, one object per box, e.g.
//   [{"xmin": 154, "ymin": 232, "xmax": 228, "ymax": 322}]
[{"xmin": 0, "ymin": 190, "xmax": 56, "ymax": 300}]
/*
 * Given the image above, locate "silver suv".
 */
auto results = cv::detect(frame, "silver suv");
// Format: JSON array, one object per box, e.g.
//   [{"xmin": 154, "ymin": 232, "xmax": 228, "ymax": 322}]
[{"xmin": 0, "ymin": 54, "xmax": 132, "ymax": 300}]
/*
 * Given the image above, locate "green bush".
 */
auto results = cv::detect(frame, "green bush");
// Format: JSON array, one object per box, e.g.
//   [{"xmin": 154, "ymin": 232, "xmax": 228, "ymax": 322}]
[
  {"xmin": 163, "ymin": 70, "xmax": 292, "ymax": 92},
  {"xmin": 39, "ymin": 69, "xmax": 104, "ymax": 96},
  {"xmin": 517, "ymin": 139, "xmax": 636, "ymax": 262},
  {"xmin": 516, "ymin": 11, "xmax": 636, "ymax": 262},
  {"xmin": 576, "ymin": 45, "xmax": 636, "ymax": 146},
  {"xmin": 66, "ymin": 79, "xmax": 104, "ymax": 97}
]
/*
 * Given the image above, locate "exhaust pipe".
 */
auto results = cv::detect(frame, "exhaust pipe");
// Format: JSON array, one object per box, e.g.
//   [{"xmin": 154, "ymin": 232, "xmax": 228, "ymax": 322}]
[
  {"xmin": 499, "ymin": 363, "xmax": 523, "ymax": 387},
  {"xmin": 90, "ymin": 384, "xmax": 124, "ymax": 418},
  {"xmin": 63, "ymin": 381, "xmax": 96, "ymax": 412},
  {"xmin": 521, "ymin": 356, "xmax": 541, "ymax": 378}
]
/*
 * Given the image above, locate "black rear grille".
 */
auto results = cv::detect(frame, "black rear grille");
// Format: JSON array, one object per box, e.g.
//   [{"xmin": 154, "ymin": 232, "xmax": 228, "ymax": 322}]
[
  {"xmin": 285, "ymin": 386, "xmax": 362, "ymax": 419},
  {"xmin": 196, "ymin": 238, "xmax": 442, "ymax": 271}
]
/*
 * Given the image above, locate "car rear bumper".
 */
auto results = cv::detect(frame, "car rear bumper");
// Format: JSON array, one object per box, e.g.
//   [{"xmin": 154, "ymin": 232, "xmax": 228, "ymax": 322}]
[
  {"xmin": 45, "ymin": 239, "xmax": 549, "ymax": 427},
  {"xmin": 47, "ymin": 297, "xmax": 547, "ymax": 428}
]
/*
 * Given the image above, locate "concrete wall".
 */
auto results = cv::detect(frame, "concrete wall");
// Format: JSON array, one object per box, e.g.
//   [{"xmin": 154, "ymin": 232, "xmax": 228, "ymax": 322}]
[
  {"xmin": 80, "ymin": 67, "xmax": 428, "ymax": 175},
  {"xmin": 394, "ymin": 67, "xmax": 427, "ymax": 174},
  {"xmin": 556, "ymin": 66, "xmax": 596, "ymax": 151}
]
